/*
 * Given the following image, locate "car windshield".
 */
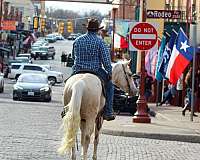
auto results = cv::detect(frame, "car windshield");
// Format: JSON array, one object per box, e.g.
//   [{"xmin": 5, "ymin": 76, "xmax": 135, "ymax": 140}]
[
  {"xmin": 18, "ymin": 75, "xmax": 48, "ymax": 83},
  {"xmin": 32, "ymin": 47, "xmax": 40, "ymax": 51},
  {"xmin": 40, "ymin": 47, "xmax": 48, "ymax": 51},
  {"xmin": 15, "ymin": 58, "xmax": 29, "ymax": 63}
]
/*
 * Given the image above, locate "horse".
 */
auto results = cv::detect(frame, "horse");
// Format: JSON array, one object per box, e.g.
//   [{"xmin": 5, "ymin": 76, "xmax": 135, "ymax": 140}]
[{"xmin": 58, "ymin": 60, "xmax": 138, "ymax": 160}]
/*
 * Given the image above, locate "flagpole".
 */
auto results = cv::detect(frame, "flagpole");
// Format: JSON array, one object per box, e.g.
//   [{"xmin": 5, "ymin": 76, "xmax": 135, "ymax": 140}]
[{"xmin": 190, "ymin": 24, "xmax": 197, "ymax": 122}]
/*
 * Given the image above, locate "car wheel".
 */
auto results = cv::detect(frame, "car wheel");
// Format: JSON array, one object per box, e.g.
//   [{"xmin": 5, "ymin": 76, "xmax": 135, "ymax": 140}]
[
  {"xmin": 13, "ymin": 96, "xmax": 18, "ymax": 101},
  {"xmin": 15, "ymin": 74, "xmax": 20, "ymax": 80},
  {"xmin": 52, "ymin": 55, "xmax": 54, "ymax": 60},
  {"xmin": 45, "ymin": 97, "xmax": 51, "ymax": 102},
  {"xmin": 48, "ymin": 77, "xmax": 56, "ymax": 86}
]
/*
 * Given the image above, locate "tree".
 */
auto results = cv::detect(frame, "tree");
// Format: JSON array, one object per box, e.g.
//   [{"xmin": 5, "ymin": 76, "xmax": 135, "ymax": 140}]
[{"xmin": 45, "ymin": 8, "xmax": 107, "ymax": 35}]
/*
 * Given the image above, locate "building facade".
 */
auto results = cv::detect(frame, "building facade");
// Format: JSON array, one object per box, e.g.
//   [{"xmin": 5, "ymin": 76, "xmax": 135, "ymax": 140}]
[{"xmin": 1, "ymin": 0, "xmax": 34, "ymax": 30}]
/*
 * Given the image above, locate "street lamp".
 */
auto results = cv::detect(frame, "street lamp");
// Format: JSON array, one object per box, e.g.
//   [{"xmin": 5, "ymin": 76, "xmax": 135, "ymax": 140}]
[{"xmin": 132, "ymin": 0, "xmax": 151, "ymax": 123}]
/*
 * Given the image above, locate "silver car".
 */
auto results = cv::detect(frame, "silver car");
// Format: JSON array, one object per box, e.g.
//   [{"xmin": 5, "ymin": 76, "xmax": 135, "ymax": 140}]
[{"xmin": 0, "ymin": 73, "xmax": 4, "ymax": 93}]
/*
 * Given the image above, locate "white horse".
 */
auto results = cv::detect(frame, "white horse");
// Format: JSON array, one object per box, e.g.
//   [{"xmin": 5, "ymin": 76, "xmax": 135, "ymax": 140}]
[{"xmin": 58, "ymin": 61, "xmax": 137, "ymax": 160}]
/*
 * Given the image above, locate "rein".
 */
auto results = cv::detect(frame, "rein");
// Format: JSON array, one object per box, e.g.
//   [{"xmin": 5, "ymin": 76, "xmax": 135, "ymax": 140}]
[{"xmin": 121, "ymin": 64, "xmax": 131, "ymax": 94}]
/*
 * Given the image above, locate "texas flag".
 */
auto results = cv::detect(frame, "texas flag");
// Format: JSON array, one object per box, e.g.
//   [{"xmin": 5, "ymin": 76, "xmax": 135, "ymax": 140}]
[{"xmin": 166, "ymin": 28, "xmax": 193, "ymax": 85}]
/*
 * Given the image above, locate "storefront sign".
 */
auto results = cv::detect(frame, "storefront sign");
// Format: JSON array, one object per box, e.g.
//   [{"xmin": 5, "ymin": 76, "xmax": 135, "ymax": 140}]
[
  {"xmin": 147, "ymin": 10, "xmax": 181, "ymax": 19},
  {"xmin": 2, "ymin": 20, "xmax": 16, "ymax": 31}
]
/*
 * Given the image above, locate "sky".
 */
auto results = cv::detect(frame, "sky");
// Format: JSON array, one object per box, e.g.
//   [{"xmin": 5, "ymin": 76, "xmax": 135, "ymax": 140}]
[{"xmin": 45, "ymin": 1, "xmax": 112, "ymax": 15}]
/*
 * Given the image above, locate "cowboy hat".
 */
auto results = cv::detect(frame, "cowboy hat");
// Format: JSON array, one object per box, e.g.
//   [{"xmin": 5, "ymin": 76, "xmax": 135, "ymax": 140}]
[{"xmin": 85, "ymin": 18, "xmax": 104, "ymax": 31}]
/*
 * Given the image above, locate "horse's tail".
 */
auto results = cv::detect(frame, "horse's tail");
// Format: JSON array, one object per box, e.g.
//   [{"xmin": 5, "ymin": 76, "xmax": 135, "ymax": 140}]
[{"xmin": 58, "ymin": 80, "xmax": 85, "ymax": 155}]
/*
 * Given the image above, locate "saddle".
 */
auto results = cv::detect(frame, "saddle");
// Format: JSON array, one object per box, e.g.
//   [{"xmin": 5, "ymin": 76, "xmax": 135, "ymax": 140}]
[{"xmin": 64, "ymin": 70, "xmax": 106, "ymax": 96}]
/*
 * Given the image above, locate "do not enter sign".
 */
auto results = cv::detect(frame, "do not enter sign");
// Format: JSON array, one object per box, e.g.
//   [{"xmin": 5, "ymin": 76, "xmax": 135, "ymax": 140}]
[{"xmin": 129, "ymin": 22, "xmax": 158, "ymax": 51}]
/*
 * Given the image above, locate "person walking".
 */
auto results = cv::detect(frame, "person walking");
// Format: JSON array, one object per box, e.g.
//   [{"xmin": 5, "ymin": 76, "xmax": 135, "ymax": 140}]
[
  {"xmin": 71, "ymin": 18, "xmax": 115, "ymax": 121},
  {"xmin": 182, "ymin": 67, "xmax": 198, "ymax": 117},
  {"xmin": 176, "ymin": 75, "xmax": 183, "ymax": 107},
  {"xmin": 144, "ymin": 70, "xmax": 154, "ymax": 101}
]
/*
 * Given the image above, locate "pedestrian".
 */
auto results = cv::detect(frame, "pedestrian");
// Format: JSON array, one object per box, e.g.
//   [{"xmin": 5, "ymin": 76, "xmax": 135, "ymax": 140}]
[
  {"xmin": 158, "ymin": 83, "xmax": 177, "ymax": 106},
  {"xmin": 176, "ymin": 75, "xmax": 183, "ymax": 107},
  {"xmin": 3, "ymin": 64, "xmax": 9, "ymax": 78},
  {"xmin": 144, "ymin": 70, "xmax": 154, "ymax": 101},
  {"xmin": 70, "ymin": 18, "xmax": 115, "ymax": 121},
  {"xmin": 182, "ymin": 67, "xmax": 198, "ymax": 117},
  {"xmin": 61, "ymin": 52, "xmax": 66, "ymax": 66}
]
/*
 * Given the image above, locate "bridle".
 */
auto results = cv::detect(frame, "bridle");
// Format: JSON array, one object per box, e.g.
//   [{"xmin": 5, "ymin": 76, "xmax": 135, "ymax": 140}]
[{"xmin": 121, "ymin": 64, "xmax": 132, "ymax": 94}]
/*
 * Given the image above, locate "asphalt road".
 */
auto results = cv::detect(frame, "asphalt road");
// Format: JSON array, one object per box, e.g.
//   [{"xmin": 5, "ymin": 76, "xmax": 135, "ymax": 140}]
[{"xmin": 0, "ymin": 40, "xmax": 200, "ymax": 160}]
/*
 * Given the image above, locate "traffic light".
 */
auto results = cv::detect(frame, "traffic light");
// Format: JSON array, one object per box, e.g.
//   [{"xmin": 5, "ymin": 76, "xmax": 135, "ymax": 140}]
[
  {"xmin": 40, "ymin": 18, "xmax": 46, "ymax": 31},
  {"xmin": 33, "ymin": 17, "xmax": 39, "ymax": 29},
  {"xmin": 67, "ymin": 20, "xmax": 73, "ymax": 33},
  {"xmin": 58, "ymin": 22, "xmax": 64, "ymax": 34}
]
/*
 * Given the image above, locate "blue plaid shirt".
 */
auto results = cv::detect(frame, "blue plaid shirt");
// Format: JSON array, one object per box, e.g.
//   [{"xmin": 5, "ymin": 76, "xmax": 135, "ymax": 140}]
[{"xmin": 72, "ymin": 32, "xmax": 112, "ymax": 75}]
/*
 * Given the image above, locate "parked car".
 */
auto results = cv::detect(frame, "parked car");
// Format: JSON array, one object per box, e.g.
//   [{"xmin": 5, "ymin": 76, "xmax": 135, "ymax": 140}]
[
  {"xmin": 31, "ymin": 45, "xmax": 55, "ymax": 60},
  {"xmin": 8, "ymin": 63, "xmax": 63, "ymax": 85},
  {"xmin": 31, "ymin": 40, "xmax": 49, "ymax": 59},
  {"xmin": 8, "ymin": 59, "xmax": 27, "ymax": 66},
  {"xmin": 45, "ymin": 34, "xmax": 57, "ymax": 43},
  {"xmin": 13, "ymin": 73, "xmax": 52, "ymax": 102},
  {"xmin": 31, "ymin": 45, "xmax": 41, "ymax": 59},
  {"xmin": 15, "ymin": 57, "xmax": 32, "ymax": 64},
  {"xmin": 39, "ymin": 46, "xmax": 55, "ymax": 60},
  {"xmin": 54, "ymin": 33, "xmax": 65, "ymax": 40},
  {"xmin": 0, "ymin": 73, "xmax": 4, "ymax": 93},
  {"xmin": 67, "ymin": 33, "xmax": 79, "ymax": 40},
  {"xmin": 17, "ymin": 53, "xmax": 32, "ymax": 59}
]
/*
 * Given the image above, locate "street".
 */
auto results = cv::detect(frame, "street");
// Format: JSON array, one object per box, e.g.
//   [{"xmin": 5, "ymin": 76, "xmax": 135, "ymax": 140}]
[{"xmin": 0, "ymin": 40, "xmax": 200, "ymax": 160}]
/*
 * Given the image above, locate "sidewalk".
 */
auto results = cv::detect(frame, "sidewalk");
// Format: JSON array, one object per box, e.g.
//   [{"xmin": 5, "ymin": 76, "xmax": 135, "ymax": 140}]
[{"xmin": 102, "ymin": 103, "xmax": 200, "ymax": 143}]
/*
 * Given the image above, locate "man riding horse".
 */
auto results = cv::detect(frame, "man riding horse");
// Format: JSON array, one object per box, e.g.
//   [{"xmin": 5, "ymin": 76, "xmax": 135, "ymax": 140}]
[{"xmin": 70, "ymin": 18, "xmax": 115, "ymax": 121}]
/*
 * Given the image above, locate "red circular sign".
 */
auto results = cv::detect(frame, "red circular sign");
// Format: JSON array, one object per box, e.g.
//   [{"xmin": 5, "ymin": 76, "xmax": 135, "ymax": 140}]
[{"xmin": 130, "ymin": 22, "xmax": 158, "ymax": 50}]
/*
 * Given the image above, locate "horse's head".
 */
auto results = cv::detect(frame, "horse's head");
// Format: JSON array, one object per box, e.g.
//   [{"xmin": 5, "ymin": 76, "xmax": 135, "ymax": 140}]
[{"xmin": 112, "ymin": 61, "xmax": 138, "ymax": 96}]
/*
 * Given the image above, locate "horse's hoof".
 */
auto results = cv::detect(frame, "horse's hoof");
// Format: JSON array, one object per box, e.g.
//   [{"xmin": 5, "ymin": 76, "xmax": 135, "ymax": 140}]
[{"xmin": 93, "ymin": 156, "xmax": 97, "ymax": 160}]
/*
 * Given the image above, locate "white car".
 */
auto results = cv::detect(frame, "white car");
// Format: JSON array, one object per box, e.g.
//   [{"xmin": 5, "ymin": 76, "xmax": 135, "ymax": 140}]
[
  {"xmin": 0, "ymin": 73, "xmax": 4, "ymax": 93},
  {"xmin": 8, "ymin": 63, "xmax": 63, "ymax": 85}
]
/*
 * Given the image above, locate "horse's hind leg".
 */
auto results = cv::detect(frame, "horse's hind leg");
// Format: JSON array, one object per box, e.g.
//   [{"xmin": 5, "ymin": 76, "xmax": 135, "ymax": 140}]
[
  {"xmin": 93, "ymin": 117, "xmax": 103, "ymax": 160},
  {"xmin": 80, "ymin": 120, "xmax": 93, "ymax": 160},
  {"xmin": 71, "ymin": 146, "xmax": 76, "ymax": 160}
]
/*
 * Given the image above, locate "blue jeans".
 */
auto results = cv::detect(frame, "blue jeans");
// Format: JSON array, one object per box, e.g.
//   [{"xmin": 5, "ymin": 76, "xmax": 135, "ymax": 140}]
[
  {"xmin": 185, "ymin": 88, "xmax": 192, "ymax": 107},
  {"xmin": 96, "ymin": 68, "xmax": 114, "ymax": 116}
]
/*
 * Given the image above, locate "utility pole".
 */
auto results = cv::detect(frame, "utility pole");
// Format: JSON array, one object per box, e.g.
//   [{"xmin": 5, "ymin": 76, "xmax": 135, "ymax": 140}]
[{"xmin": 112, "ymin": 7, "xmax": 117, "ymax": 62}]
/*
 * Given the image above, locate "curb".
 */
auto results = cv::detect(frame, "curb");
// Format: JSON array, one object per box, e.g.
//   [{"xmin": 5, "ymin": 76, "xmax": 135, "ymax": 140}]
[{"xmin": 102, "ymin": 129, "xmax": 200, "ymax": 143}]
